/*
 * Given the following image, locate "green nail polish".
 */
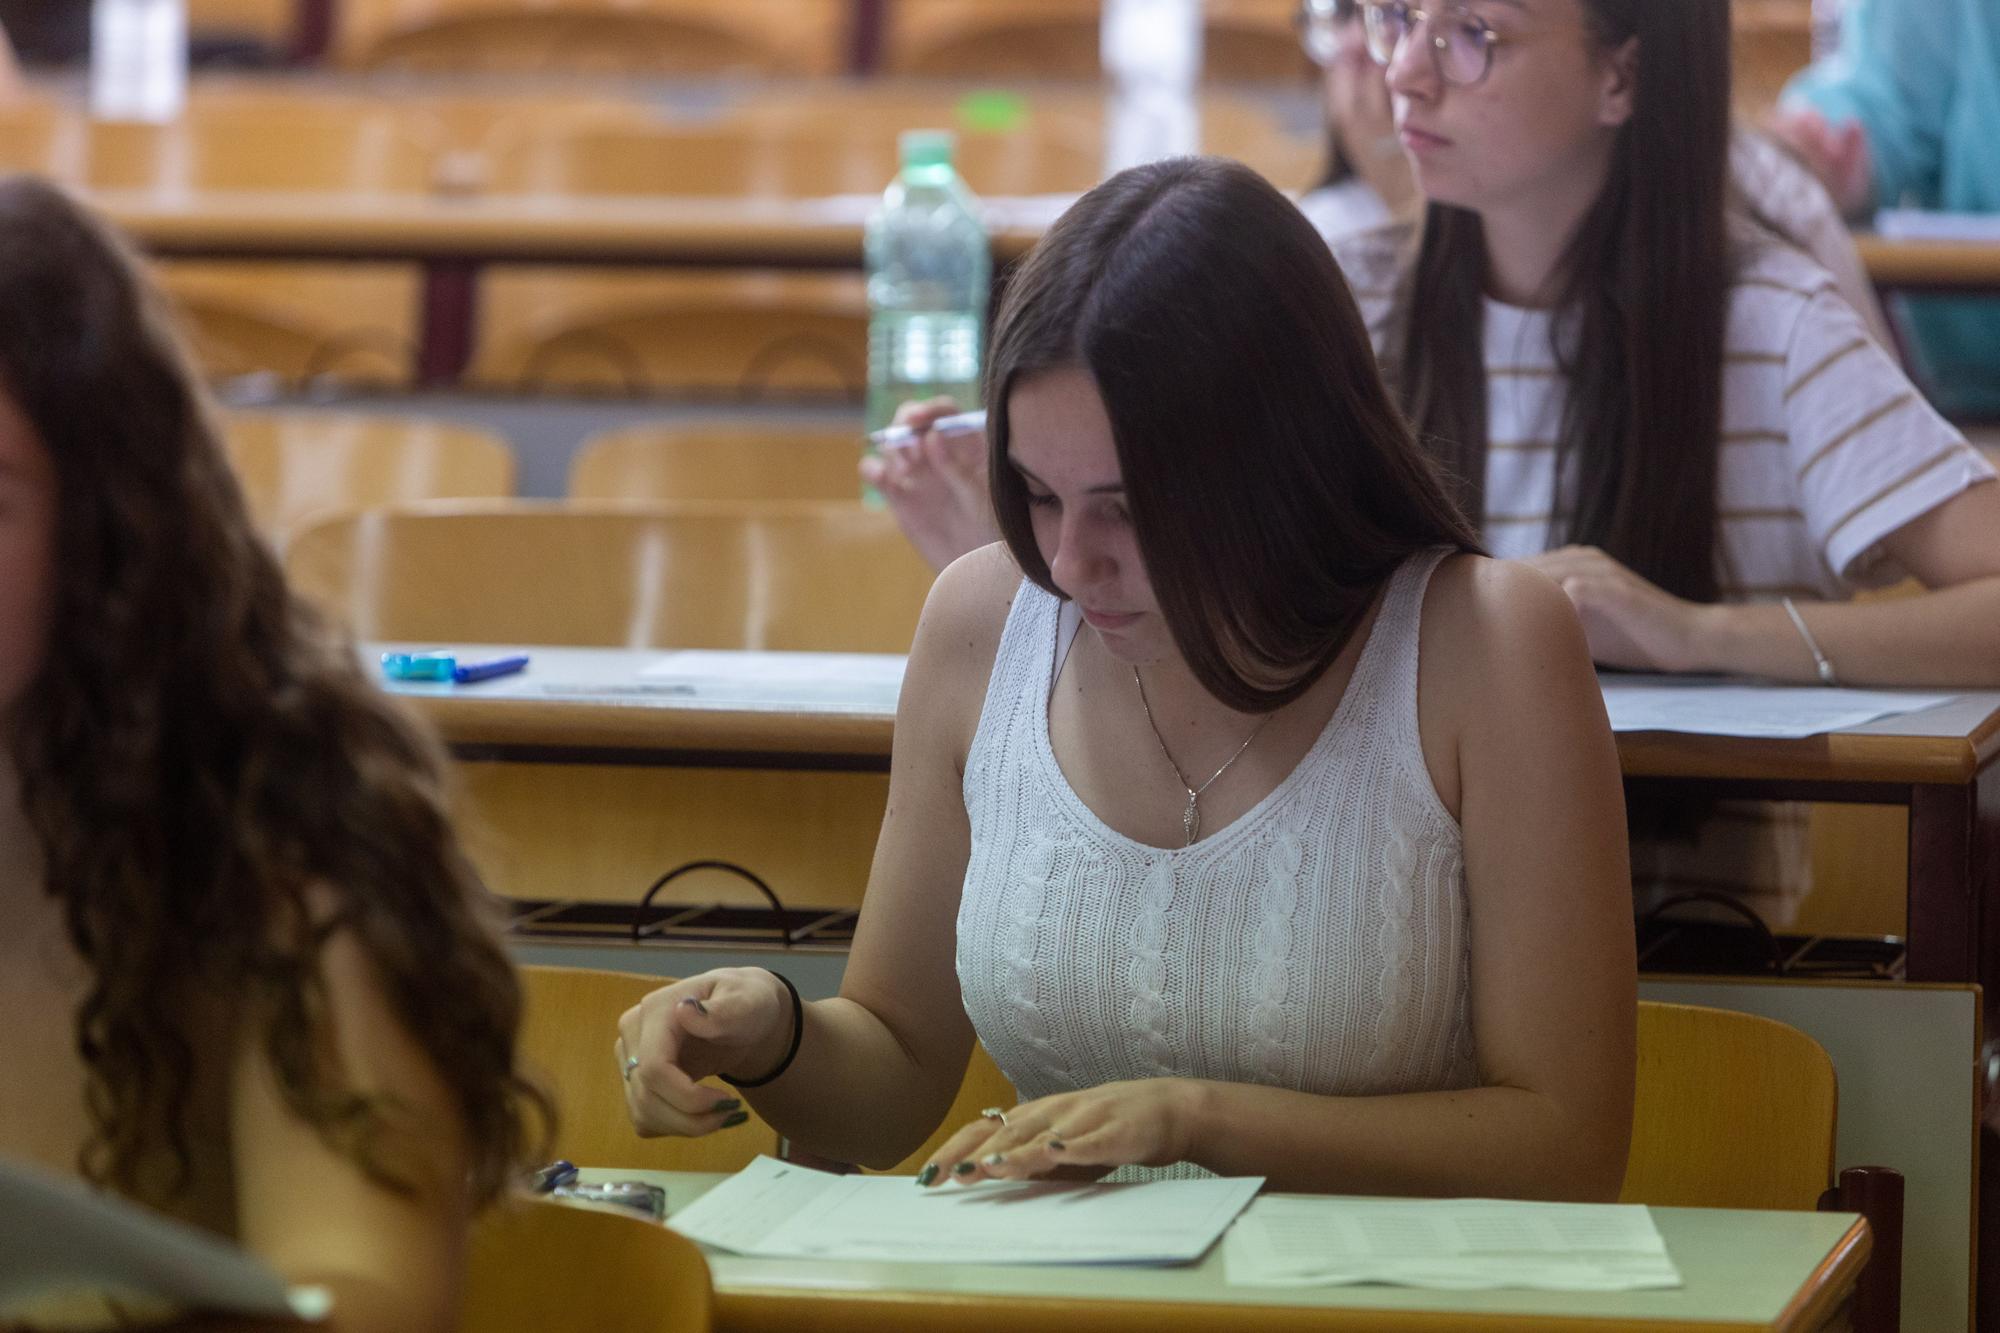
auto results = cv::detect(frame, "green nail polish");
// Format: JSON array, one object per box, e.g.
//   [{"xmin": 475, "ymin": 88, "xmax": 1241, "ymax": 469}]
[
  {"xmin": 915, "ymin": 1163, "xmax": 940, "ymax": 1187},
  {"xmin": 954, "ymin": 1161, "xmax": 977, "ymax": 1176},
  {"xmin": 713, "ymin": 1098, "xmax": 742, "ymax": 1113},
  {"xmin": 720, "ymin": 1110, "xmax": 750, "ymax": 1129},
  {"xmin": 983, "ymin": 1152, "xmax": 1006, "ymax": 1167},
  {"xmin": 1048, "ymin": 1139, "xmax": 1066, "ymax": 1151}
]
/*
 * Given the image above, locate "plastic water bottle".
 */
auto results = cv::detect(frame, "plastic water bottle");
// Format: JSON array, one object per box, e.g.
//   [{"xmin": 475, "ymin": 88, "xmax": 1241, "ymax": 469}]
[
  {"xmin": 863, "ymin": 130, "xmax": 990, "ymax": 451},
  {"xmin": 91, "ymin": 0, "xmax": 187, "ymax": 123}
]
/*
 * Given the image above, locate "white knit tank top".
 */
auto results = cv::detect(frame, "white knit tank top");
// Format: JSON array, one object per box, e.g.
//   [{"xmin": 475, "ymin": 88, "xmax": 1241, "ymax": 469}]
[{"xmin": 955, "ymin": 548, "xmax": 1477, "ymax": 1179}]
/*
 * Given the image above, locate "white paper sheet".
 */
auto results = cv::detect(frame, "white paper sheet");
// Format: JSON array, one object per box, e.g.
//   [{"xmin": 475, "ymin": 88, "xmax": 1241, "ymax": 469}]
[
  {"xmin": 628, "ymin": 650, "xmax": 906, "ymax": 711},
  {"xmin": 670, "ymin": 1156, "xmax": 1261, "ymax": 1265},
  {"xmin": 0, "ymin": 1157, "xmax": 328, "ymax": 1322},
  {"xmin": 1876, "ymin": 208, "xmax": 2000, "ymax": 243},
  {"xmin": 1223, "ymin": 1196, "xmax": 1682, "ymax": 1292},
  {"xmin": 1600, "ymin": 677, "xmax": 1954, "ymax": 738}
]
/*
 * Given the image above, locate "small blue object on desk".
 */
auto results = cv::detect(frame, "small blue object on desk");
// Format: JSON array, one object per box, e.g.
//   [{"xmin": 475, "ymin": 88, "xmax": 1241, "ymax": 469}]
[{"xmin": 380, "ymin": 652, "xmax": 529, "ymax": 685}]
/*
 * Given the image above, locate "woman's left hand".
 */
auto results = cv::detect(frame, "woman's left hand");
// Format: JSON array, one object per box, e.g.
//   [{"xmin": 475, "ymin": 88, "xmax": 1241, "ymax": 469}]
[
  {"xmin": 916, "ymin": 1079, "xmax": 1203, "ymax": 1187},
  {"xmin": 1522, "ymin": 546, "xmax": 1715, "ymax": 673}
]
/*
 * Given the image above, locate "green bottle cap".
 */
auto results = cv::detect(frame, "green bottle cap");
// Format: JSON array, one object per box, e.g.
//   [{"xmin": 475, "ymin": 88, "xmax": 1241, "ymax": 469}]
[
  {"xmin": 957, "ymin": 90, "xmax": 1029, "ymax": 134},
  {"xmin": 898, "ymin": 129, "xmax": 957, "ymax": 171}
]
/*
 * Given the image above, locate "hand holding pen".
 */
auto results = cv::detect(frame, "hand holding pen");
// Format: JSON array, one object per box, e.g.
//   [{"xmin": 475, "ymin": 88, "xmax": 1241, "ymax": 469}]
[{"xmin": 858, "ymin": 398, "xmax": 998, "ymax": 574}]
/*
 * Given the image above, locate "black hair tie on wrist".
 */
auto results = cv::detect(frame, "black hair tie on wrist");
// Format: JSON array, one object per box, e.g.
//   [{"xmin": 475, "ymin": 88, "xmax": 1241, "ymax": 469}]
[{"xmin": 721, "ymin": 969, "xmax": 804, "ymax": 1089}]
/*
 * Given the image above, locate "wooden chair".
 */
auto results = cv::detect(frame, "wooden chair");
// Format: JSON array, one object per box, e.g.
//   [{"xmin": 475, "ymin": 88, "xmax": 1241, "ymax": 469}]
[
  {"xmin": 1624, "ymin": 1000, "xmax": 1903, "ymax": 1331},
  {"xmin": 460, "ymin": 1197, "xmax": 711, "ymax": 1333},
  {"xmin": 221, "ymin": 409, "xmax": 516, "ymax": 547},
  {"xmin": 336, "ymin": 0, "xmax": 848, "ymax": 75},
  {"xmin": 882, "ymin": 1041, "xmax": 1017, "ymax": 1175},
  {"xmin": 157, "ymin": 263, "xmax": 420, "ymax": 391},
  {"xmin": 519, "ymin": 965, "xmax": 778, "ymax": 1173},
  {"xmin": 472, "ymin": 269, "xmax": 867, "ymax": 398},
  {"xmin": 881, "ymin": 0, "xmax": 1305, "ymax": 83},
  {"xmin": 284, "ymin": 499, "xmax": 936, "ymax": 651},
  {"xmin": 189, "ymin": 0, "xmax": 297, "ymax": 53},
  {"xmin": 569, "ymin": 423, "xmax": 866, "ymax": 504},
  {"xmin": 60, "ymin": 99, "xmax": 434, "ymax": 390}
]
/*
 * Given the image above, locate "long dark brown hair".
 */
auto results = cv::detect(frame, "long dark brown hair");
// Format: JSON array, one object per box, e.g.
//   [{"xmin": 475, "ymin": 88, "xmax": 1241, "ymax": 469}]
[
  {"xmin": 987, "ymin": 156, "xmax": 1481, "ymax": 714},
  {"xmin": 0, "ymin": 176, "xmax": 545, "ymax": 1205},
  {"xmin": 1383, "ymin": 0, "xmax": 1733, "ymax": 603}
]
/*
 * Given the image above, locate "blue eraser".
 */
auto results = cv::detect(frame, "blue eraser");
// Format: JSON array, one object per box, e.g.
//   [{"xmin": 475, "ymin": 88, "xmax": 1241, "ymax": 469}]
[{"xmin": 380, "ymin": 651, "xmax": 456, "ymax": 682}]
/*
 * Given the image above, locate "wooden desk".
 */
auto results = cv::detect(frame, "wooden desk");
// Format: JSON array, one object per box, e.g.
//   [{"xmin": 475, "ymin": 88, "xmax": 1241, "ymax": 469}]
[
  {"xmin": 384, "ymin": 644, "xmax": 896, "ymax": 771},
  {"xmin": 9, "ymin": 78, "xmax": 1312, "ymax": 385},
  {"xmin": 1857, "ymin": 235, "xmax": 2000, "ymax": 296},
  {"xmin": 603, "ymin": 1171, "xmax": 1867, "ymax": 1332},
  {"xmin": 392, "ymin": 649, "xmax": 2000, "ymax": 988}
]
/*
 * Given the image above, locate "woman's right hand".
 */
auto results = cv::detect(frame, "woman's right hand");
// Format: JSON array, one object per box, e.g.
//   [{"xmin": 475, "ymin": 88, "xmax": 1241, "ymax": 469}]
[
  {"xmin": 617, "ymin": 968, "xmax": 793, "ymax": 1137},
  {"xmin": 860, "ymin": 396, "xmax": 999, "ymax": 573}
]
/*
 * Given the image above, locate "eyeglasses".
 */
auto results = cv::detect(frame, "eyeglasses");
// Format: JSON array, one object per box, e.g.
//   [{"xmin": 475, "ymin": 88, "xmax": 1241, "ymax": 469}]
[
  {"xmin": 1294, "ymin": 0, "xmax": 1359, "ymax": 67},
  {"xmin": 1360, "ymin": 1, "xmax": 1502, "ymax": 87}
]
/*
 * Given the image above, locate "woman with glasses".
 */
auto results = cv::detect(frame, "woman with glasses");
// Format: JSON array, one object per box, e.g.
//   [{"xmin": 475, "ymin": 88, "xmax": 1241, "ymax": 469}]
[
  {"xmin": 1343, "ymin": 0, "xmax": 2000, "ymax": 920},
  {"xmin": 626, "ymin": 157, "xmax": 1638, "ymax": 1199},
  {"xmin": 1294, "ymin": 0, "xmax": 1886, "ymax": 338},
  {"xmin": 1340, "ymin": 0, "xmax": 1997, "ymax": 687}
]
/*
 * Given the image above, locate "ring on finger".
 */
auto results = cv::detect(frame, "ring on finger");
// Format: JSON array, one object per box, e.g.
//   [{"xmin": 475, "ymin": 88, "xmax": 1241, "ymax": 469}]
[
  {"xmin": 623, "ymin": 1054, "xmax": 640, "ymax": 1081},
  {"xmin": 979, "ymin": 1106, "xmax": 1010, "ymax": 1128}
]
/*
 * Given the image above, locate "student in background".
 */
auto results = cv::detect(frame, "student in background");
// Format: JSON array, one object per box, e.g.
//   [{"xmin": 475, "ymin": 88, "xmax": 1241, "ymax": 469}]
[
  {"xmin": 1342, "ymin": 0, "xmax": 1998, "ymax": 688},
  {"xmin": 868, "ymin": 0, "xmax": 1899, "ymax": 576},
  {"xmin": 1299, "ymin": 0, "xmax": 1890, "ymax": 340},
  {"xmin": 1771, "ymin": 0, "xmax": 2000, "ymax": 419},
  {"xmin": 624, "ymin": 157, "xmax": 1637, "ymax": 1200},
  {"xmin": 0, "ymin": 177, "xmax": 545, "ymax": 1332}
]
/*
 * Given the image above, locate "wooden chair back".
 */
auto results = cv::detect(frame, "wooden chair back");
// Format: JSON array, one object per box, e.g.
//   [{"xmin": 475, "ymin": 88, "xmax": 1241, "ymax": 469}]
[
  {"xmin": 222, "ymin": 409, "xmax": 515, "ymax": 546},
  {"xmin": 569, "ymin": 423, "xmax": 865, "ymax": 504},
  {"xmin": 883, "ymin": 0, "xmax": 1304, "ymax": 82},
  {"xmin": 460, "ymin": 1197, "xmax": 711, "ymax": 1333},
  {"xmin": 189, "ymin": 0, "xmax": 296, "ymax": 49},
  {"xmin": 519, "ymin": 965, "xmax": 778, "ymax": 1173},
  {"xmin": 885, "ymin": 1041, "xmax": 1017, "ymax": 1175},
  {"xmin": 472, "ymin": 269, "xmax": 866, "ymax": 398},
  {"xmin": 161, "ymin": 262, "xmax": 419, "ymax": 391},
  {"xmin": 1620, "ymin": 1000, "xmax": 1836, "ymax": 1209},
  {"xmin": 337, "ymin": 0, "xmax": 847, "ymax": 75},
  {"xmin": 285, "ymin": 500, "xmax": 936, "ymax": 651}
]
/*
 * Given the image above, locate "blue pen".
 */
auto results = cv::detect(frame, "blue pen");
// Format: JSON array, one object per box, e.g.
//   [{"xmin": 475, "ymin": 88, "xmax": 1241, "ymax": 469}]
[{"xmin": 454, "ymin": 654, "xmax": 529, "ymax": 684}]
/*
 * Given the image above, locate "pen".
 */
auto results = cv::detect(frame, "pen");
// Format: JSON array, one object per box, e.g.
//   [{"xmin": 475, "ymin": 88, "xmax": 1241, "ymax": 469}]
[
  {"xmin": 867, "ymin": 409, "xmax": 987, "ymax": 453},
  {"xmin": 531, "ymin": 1160, "xmax": 578, "ymax": 1193},
  {"xmin": 453, "ymin": 654, "xmax": 530, "ymax": 684}
]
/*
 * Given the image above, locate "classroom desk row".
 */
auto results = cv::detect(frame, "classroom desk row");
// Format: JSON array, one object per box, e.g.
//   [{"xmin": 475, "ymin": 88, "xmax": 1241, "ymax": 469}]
[
  {"xmin": 386, "ymin": 644, "xmax": 2000, "ymax": 993},
  {"xmin": 595, "ymin": 1170, "xmax": 1870, "ymax": 1333}
]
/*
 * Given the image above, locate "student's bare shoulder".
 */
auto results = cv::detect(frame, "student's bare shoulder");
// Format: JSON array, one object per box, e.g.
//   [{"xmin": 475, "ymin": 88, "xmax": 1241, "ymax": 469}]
[
  {"xmin": 911, "ymin": 541, "xmax": 1025, "ymax": 669},
  {"xmin": 899, "ymin": 543, "xmax": 1024, "ymax": 758},
  {"xmin": 1422, "ymin": 555, "xmax": 1597, "ymax": 699}
]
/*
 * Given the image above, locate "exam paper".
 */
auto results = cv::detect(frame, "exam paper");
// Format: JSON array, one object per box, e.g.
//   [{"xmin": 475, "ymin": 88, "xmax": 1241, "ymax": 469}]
[
  {"xmin": 633, "ymin": 650, "xmax": 906, "ymax": 711},
  {"xmin": 1600, "ymin": 677, "xmax": 1954, "ymax": 739},
  {"xmin": 0, "ymin": 1157, "xmax": 328, "ymax": 1322},
  {"xmin": 1223, "ymin": 1196, "xmax": 1682, "ymax": 1292},
  {"xmin": 670, "ymin": 1156, "xmax": 1261, "ymax": 1265},
  {"xmin": 1876, "ymin": 209, "xmax": 2000, "ymax": 244}
]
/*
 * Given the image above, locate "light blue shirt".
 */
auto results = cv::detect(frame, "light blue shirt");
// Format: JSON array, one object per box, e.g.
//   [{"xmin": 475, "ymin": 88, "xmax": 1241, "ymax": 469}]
[{"xmin": 1785, "ymin": 0, "xmax": 2000, "ymax": 418}]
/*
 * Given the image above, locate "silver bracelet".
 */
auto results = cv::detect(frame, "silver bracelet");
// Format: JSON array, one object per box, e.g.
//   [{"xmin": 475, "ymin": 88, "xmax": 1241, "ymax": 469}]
[{"xmin": 1781, "ymin": 597, "xmax": 1839, "ymax": 686}]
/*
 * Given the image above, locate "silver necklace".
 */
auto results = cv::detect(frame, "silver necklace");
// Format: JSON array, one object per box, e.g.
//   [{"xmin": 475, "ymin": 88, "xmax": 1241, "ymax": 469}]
[{"xmin": 1132, "ymin": 666, "xmax": 1273, "ymax": 847}]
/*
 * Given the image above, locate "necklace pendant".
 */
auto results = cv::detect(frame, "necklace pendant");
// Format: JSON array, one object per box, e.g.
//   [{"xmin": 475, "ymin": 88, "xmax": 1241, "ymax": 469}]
[{"xmin": 1183, "ymin": 793, "xmax": 1200, "ymax": 847}]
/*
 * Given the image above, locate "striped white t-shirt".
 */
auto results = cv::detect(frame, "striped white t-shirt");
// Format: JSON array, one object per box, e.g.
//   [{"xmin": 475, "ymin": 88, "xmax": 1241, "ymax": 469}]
[{"xmin": 1332, "ymin": 228, "xmax": 1995, "ymax": 601}]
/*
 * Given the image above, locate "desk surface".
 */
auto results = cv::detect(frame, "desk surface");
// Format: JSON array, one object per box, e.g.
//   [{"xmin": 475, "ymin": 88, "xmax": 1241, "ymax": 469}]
[
  {"xmin": 384, "ymin": 645, "xmax": 2000, "ymax": 784},
  {"xmin": 1855, "ymin": 234, "xmax": 2000, "ymax": 293},
  {"xmin": 616, "ymin": 1171, "xmax": 1867, "ymax": 1333}
]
